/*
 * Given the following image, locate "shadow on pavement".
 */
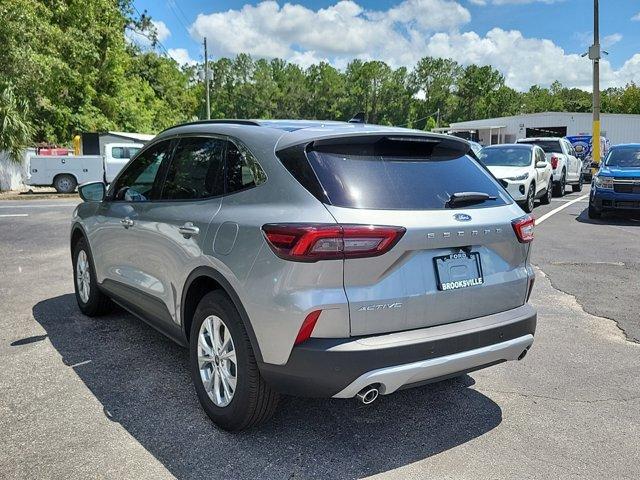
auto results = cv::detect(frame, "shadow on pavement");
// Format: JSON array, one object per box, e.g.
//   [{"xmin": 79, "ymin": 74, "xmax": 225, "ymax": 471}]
[
  {"xmin": 29, "ymin": 294, "xmax": 502, "ymax": 479},
  {"xmin": 574, "ymin": 207, "xmax": 640, "ymax": 226}
]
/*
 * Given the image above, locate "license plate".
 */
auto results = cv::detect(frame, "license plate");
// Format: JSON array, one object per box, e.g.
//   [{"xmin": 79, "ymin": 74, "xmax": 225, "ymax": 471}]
[{"xmin": 434, "ymin": 251, "xmax": 484, "ymax": 291}]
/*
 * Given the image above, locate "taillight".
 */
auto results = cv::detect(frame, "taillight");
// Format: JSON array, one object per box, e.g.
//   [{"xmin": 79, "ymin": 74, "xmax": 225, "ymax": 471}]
[
  {"xmin": 512, "ymin": 215, "xmax": 535, "ymax": 243},
  {"xmin": 294, "ymin": 310, "xmax": 322, "ymax": 345},
  {"xmin": 261, "ymin": 224, "xmax": 406, "ymax": 261},
  {"xmin": 550, "ymin": 155, "xmax": 559, "ymax": 169}
]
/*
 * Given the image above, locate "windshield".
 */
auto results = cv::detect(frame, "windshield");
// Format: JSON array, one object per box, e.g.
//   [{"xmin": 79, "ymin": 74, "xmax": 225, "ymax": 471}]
[
  {"xmin": 519, "ymin": 140, "xmax": 562, "ymax": 153},
  {"xmin": 605, "ymin": 147, "xmax": 640, "ymax": 168},
  {"xmin": 479, "ymin": 147, "xmax": 532, "ymax": 167}
]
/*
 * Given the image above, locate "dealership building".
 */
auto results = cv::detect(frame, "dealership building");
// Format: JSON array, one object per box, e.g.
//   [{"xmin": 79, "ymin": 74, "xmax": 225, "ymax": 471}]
[{"xmin": 436, "ymin": 112, "xmax": 640, "ymax": 146}]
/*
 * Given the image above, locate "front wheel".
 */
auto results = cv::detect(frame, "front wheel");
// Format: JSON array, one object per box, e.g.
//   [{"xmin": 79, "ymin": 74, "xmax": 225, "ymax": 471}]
[
  {"xmin": 521, "ymin": 185, "xmax": 535, "ymax": 213},
  {"xmin": 189, "ymin": 291, "xmax": 279, "ymax": 431},
  {"xmin": 541, "ymin": 184, "xmax": 552, "ymax": 205},
  {"xmin": 588, "ymin": 203, "xmax": 602, "ymax": 219},
  {"xmin": 72, "ymin": 237, "xmax": 112, "ymax": 316}
]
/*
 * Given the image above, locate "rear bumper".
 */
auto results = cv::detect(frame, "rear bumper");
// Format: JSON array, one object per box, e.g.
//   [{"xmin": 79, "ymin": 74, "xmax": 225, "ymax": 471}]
[{"xmin": 260, "ymin": 304, "xmax": 537, "ymax": 398}]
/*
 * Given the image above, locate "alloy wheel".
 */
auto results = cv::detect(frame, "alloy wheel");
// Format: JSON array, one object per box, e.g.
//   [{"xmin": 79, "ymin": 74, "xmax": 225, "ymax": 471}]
[
  {"xmin": 76, "ymin": 250, "xmax": 90, "ymax": 303},
  {"xmin": 198, "ymin": 315, "xmax": 237, "ymax": 407}
]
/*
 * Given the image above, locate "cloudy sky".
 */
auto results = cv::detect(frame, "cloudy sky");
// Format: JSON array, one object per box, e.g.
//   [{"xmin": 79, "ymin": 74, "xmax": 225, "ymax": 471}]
[{"xmin": 133, "ymin": 0, "xmax": 640, "ymax": 91}]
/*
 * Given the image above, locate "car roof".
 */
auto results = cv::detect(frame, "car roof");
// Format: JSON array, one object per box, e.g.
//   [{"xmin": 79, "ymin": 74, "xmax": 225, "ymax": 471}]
[
  {"xmin": 517, "ymin": 137, "xmax": 563, "ymax": 142},
  {"xmin": 156, "ymin": 119, "xmax": 468, "ymax": 152},
  {"xmin": 611, "ymin": 143, "xmax": 640, "ymax": 148},
  {"xmin": 483, "ymin": 143, "xmax": 534, "ymax": 149}
]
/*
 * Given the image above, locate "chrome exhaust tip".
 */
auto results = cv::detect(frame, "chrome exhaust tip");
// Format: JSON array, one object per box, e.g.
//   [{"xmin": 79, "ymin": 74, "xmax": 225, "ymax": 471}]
[{"xmin": 356, "ymin": 385, "xmax": 379, "ymax": 405}]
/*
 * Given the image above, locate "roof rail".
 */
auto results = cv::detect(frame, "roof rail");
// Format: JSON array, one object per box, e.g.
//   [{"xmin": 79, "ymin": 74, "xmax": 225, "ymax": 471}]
[{"xmin": 158, "ymin": 119, "xmax": 261, "ymax": 135}]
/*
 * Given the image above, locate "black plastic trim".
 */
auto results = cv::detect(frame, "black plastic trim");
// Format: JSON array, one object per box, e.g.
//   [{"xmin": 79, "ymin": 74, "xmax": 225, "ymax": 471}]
[{"xmin": 260, "ymin": 310, "xmax": 536, "ymax": 397}]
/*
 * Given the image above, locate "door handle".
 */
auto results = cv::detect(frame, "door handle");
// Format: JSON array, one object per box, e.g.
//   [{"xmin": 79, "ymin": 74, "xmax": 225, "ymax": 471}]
[
  {"xmin": 120, "ymin": 217, "xmax": 134, "ymax": 228},
  {"xmin": 178, "ymin": 222, "xmax": 200, "ymax": 238}
]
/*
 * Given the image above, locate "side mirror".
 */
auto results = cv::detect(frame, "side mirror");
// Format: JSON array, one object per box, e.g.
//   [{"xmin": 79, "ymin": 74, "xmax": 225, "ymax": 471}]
[
  {"xmin": 535, "ymin": 161, "xmax": 548, "ymax": 169},
  {"xmin": 78, "ymin": 182, "xmax": 106, "ymax": 202},
  {"xmin": 590, "ymin": 161, "xmax": 600, "ymax": 169}
]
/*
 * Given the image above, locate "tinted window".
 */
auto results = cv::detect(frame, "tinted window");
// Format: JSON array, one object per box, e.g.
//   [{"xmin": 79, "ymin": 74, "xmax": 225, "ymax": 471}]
[
  {"xmin": 226, "ymin": 141, "xmax": 267, "ymax": 193},
  {"xmin": 127, "ymin": 147, "xmax": 141, "ymax": 158},
  {"xmin": 304, "ymin": 150, "xmax": 510, "ymax": 210},
  {"xmin": 605, "ymin": 147, "xmax": 640, "ymax": 168},
  {"xmin": 111, "ymin": 147, "xmax": 127, "ymax": 159},
  {"xmin": 161, "ymin": 137, "xmax": 225, "ymax": 200},
  {"xmin": 112, "ymin": 140, "xmax": 170, "ymax": 202},
  {"xmin": 519, "ymin": 140, "xmax": 562, "ymax": 153},
  {"xmin": 480, "ymin": 147, "xmax": 532, "ymax": 167}
]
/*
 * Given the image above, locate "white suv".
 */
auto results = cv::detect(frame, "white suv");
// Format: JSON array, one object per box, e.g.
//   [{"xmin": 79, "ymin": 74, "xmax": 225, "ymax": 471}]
[
  {"xmin": 479, "ymin": 144, "xmax": 553, "ymax": 212},
  {"xmin": 516, "ymin": 137, "xmax": 583, "ymax": 196}
]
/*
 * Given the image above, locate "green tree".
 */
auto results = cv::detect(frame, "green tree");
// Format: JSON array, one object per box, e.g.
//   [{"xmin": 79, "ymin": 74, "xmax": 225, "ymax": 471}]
[{"xmin": 0, "ymin": 83, "xmax": 33, "ymax": 163}]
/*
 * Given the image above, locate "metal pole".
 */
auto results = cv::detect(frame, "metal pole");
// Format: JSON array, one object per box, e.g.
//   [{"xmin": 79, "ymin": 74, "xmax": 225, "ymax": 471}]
[
  {"xmin": 591, "ymin": 0, "xmax": 601, "ymax": 166},
  {"xmin": 204, "ymin": 37, "xmax": 210, "ymax": 120}
]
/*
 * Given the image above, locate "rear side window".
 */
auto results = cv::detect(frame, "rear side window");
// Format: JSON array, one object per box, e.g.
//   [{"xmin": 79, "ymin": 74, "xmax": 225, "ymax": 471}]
[
  {"xmin": 161, "ymin": 137, "xmax": 225, "ymax": 200},
  {"xmin": 225, "ymin": 140, "xmax": 267, "ymax": 194},
  {"xmin": 519, "ymin": 140, "xmax": 562, "ymax": 153},
  {"xmin": 280, "ymin": 137, "xmax": 510, "ymax": 210}
]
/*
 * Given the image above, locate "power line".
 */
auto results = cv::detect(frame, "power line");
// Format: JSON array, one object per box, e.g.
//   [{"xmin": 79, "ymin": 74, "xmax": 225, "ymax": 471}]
[{"xmin": 130, "ymin": 2, "xmax": 172, "ymax": 57}]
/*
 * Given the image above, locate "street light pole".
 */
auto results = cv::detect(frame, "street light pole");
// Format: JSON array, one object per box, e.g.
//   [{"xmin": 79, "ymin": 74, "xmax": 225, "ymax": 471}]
[
  {"xmin": 204, "ymin": 37, "xmax": 210, "ymax": 120},
  {"xmin": 590, "ymin": 0, "xmax": 601, "ymax": 166}
]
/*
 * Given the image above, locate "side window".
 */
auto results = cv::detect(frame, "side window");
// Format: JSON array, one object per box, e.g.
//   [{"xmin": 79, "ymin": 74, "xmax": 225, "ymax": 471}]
[
  {"xmin": 126, "ymin": 147, "xmax": 141, "ymax": 159},
  {"xmin": 111, "ymin": 147, "xmax": 126, "ymax": 159},
  {"xmin": 537, "ymin": 148, "xmax": 545, "ymax": 164},
  {"xmin": 161, "ymin": 137, "xmax": 225, "ymax": 200},
  {"xmin": 112, "ymin": 140, "xmax": 171, "ymax": 202},
  {"xmin": 226, "ymin": 140, "xmax": 267, "ymax": 194}
]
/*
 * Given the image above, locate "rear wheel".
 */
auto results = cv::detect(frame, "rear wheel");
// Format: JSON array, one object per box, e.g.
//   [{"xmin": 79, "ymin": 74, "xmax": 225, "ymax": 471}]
[
  {"xmin": 553, "ymin": 171, "xmax": 566, "ymax": 197},
  {"xmin": 72, "ymin": 237, "xmax": 112, "ymax": 316},
  {"xmin": 54, "ymin": 174, "xmax": 77, "ymax": 193},
  {"xmin": 189, "ymin": 290, "xmax": 279, "ymax": 431},
  {"xmin": 572, "ymin": 174, "xmax": 584, "ymax": 192}
]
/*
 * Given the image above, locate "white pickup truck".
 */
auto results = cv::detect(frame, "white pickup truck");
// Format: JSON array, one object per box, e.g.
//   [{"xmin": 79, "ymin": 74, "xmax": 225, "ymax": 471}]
[{"xmin": 26, "ymin": 143, "xmax": 143, "ymax": 193}]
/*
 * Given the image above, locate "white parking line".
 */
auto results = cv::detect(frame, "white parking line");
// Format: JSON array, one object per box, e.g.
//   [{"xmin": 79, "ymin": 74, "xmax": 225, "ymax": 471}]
[
  {"xmin": 536, "ymin": 194, "xmax": 588, "ymax": 224},
  {"xmin": 0, "ymin": 213, "xmax": 29, "ymax": 218},
  {"xmin": 0, "ymin": 203, "xmax": 77, "ymax": 209}
]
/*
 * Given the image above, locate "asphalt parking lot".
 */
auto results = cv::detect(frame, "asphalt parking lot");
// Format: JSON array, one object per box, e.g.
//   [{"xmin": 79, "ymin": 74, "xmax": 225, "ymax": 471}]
[{"xmin": 1, "ymin": 193, "xmax": 639, "ymax": 479}]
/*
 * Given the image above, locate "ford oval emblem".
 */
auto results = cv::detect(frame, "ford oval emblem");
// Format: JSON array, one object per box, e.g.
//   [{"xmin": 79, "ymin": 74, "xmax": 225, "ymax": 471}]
[{"xmin": 454, "ymin": 213, "xmax": 472, "ymax": 222}]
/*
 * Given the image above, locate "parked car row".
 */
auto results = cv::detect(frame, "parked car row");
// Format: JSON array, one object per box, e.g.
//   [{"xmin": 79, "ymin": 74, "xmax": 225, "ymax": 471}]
[{"xmin": 476, "ymin": 136, "xmax": 584, "ymax": 213}]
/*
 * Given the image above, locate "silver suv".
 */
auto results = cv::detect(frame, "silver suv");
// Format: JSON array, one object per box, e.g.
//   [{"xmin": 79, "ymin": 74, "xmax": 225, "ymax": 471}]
[{"xmin": 71, "ymin": 120, "xmax": 537, "ymax": 431}]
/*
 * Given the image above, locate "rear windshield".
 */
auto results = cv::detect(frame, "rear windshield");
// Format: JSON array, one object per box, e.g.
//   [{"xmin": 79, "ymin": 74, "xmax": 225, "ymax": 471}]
[
  {"xmin": 304, "ymin": 150, "xmax": 510, "ymax": 210},
  {"xmin": 605, "ymin": 147, "xmax": 640, "ymax": 168},
  {"xmin": 518, "ymin": 140, "xmax": 561, "ymax": 153},
  {"xmin": 480, "ymin": 147, "xmax": 532, "ymax": 167}
]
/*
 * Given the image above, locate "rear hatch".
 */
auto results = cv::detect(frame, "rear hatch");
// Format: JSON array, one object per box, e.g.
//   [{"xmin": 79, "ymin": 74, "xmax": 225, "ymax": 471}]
[{"xmin": 278, "ymin": 134, "xmax": 532, "ymax": 336}]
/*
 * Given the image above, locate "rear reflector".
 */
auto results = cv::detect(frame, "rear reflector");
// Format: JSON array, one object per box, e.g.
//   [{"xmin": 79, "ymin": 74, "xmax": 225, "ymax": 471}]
[
  {"xmin": 294, "ymin": 310, "xmax": 322, "ymax": 345},
  {"xmin": 262, "ymin": 224, "xmax": 405, "ymax": 261},
  {"xmin": 512, "ymin": 215, "xmax": 535, "ymax": 243}
]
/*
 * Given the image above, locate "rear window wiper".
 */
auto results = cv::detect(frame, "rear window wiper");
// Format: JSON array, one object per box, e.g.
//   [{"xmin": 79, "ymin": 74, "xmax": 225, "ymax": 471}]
[{"xmin": 446, "ymin": 192, "xmax": 497, "ymax": 208}]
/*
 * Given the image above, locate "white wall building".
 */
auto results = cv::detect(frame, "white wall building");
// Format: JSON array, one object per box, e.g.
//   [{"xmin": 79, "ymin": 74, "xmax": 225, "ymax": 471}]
[{"xmin": 436, "ymin": 112, "xmax": 640, "ymax": 146}]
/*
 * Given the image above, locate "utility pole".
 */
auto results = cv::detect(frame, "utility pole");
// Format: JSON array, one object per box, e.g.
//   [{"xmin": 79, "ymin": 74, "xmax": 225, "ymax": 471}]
[
  {"xmin": 590, "ymin": 0, "xmax": 601, "ymax": 166},
  {"xmin": 203, "ymin": 37, "xmax": 210, "ymax": 120}
]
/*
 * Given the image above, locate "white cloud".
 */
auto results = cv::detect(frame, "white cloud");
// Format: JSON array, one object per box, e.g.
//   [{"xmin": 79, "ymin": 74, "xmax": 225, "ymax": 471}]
[
  {"xmin": 168, "ymin": 48, "xmax": 196, "ymax": 66},
  {"xmin": 187, "ymin": 1, "xmax": 640, "ymax": 91},
  {"xmin": 603, "ymin": 33, "xmax": 622, "ymax": 48},
  {"xmin": 152, "ymin": 21, "xmax": 171, "ymax": 42},
  {"xmin": 632, "ymin": 12, "xmax": 640, "ymax": 21},
  {"xmin": 468, "ymin": 0, "xmax": 487, "ymax": 5}
]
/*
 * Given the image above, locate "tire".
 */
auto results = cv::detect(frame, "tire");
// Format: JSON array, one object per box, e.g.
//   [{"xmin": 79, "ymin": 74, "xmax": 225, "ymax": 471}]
[
  {"xmin": 189, "ymin": 290, "xmax": 279, "ymax": 431},
  {"xmin": 588, "ymin": 203, "xmax": 601, "ymax": 219},
  {"xmin": 521, "ymin": 184, "xmax": 535, "ymax": 213},
  {"xmin": 540, "ymin": 184, "xmax": 552, "ymax": 205},
  {"xmin": 553, "ymin": 171, "xmax": 566, "ymax": 197},
  {"xmin": 54, "ymin": 174, "xmax": 77, "ymax": 193},
  {"xmin": 572, "ymin": 174, "xmax": 584, "ymax": 193},
  {"xmin": 72, "ymin": 237, "xmax": 112, "ymax": 316}
]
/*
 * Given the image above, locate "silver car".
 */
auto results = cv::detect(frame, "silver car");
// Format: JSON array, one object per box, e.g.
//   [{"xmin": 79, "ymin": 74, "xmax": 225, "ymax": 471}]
[{"xmin": 71, "ymin": 120, "xmax": 537, "ymax": 431}]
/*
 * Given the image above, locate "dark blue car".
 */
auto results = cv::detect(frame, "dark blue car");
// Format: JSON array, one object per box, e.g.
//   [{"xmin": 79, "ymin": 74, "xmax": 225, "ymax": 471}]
[{"xmin": 589, "ymin": 144, "xmax": 640, "ymax": 218}]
